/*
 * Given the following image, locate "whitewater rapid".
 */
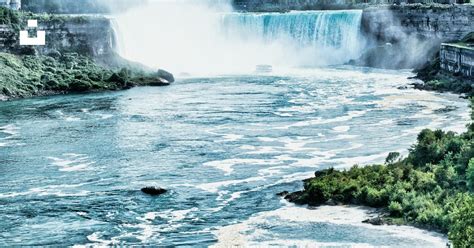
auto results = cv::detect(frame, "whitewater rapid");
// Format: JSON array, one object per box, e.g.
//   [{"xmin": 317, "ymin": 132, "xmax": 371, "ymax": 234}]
[{"xmin": 0, "ymin": 67, "xmax": 468, "ymax": 246}]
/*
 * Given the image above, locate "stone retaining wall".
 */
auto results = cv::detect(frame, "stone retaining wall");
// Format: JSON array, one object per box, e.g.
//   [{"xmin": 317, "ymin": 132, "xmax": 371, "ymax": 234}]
[{"xmin": 440, "ymin": 43, "xmax": 474, "ymax": 77}]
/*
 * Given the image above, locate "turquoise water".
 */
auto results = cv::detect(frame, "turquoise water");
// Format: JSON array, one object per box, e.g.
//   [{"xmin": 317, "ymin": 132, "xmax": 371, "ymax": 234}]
[
  {"xmin": 221, "ymin": 10, "xmax": 362, "ymax": 51},
  {"xmin": 0, "ymin": 67, "xmax": 466, "ymax": 246}
]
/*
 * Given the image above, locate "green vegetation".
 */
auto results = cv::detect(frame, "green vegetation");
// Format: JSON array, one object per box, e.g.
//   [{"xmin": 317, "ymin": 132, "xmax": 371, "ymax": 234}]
[
  {"xmin": 286, "ymin": 99, "xmax": 474, "ymax": 247},
  {"xmin": 0, "ymin": 7, "xmax": 169, "ymax": 100},
  {"xmin": 0, "ymin": 6, "xmax": 21, "ymax": 30},
  {"xmin": 415, "ymin": 54, "xmax": 474, "ymax": 96},
  {"xmin": 0, "ymin": 52, "xmax": 167, "ymax": 99}
]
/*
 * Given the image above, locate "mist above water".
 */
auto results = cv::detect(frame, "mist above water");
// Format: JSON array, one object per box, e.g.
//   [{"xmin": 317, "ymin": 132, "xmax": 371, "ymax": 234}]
[{"xmin": 113, "ymin": 0, "xmax": 365, "ymax": 75}]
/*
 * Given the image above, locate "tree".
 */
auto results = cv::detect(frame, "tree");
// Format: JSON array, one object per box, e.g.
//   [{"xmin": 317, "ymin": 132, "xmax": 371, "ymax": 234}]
[
  {"xmin": 467, "ymin": 158, "xmax": 474, "ymax": 192},
  {"xmin": 448, "ymin": 194, "xmax": 474, "ymax": 247}
]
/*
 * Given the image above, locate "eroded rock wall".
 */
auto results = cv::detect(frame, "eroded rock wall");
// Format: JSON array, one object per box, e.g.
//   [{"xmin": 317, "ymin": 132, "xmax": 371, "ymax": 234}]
[
  {"xmin": 0, "ymin": 16, "xmax": 116, "ymax": 57},
  {"xmin": 361, "ymin": 4, "xmax": 474, "ymax": 43},
  {"xmin": 358, "ymin": 4, "xmax": 474, "ymax": 68}
]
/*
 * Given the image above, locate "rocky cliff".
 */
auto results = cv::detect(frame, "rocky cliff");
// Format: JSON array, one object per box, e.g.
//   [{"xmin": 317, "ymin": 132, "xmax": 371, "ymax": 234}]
[
  {"xmin": 356, "ymin": 4, "xmax": 474, "ymax": 68},
  {"xmin": 233, "ymin": 0, "xmax": 472, "ymax": 11},
  {"xmin": 0, "ymin": 15, "xmax": 116, "ymax": 57},
  {"xmin": 362, "ymin": 4, "xmax": 474, "ymax": 44}
]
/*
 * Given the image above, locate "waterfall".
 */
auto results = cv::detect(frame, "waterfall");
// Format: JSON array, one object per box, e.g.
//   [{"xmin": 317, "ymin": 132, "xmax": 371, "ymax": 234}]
[
  {"xmin": 113, "ymin": 1, "xmax": 364, "ymax": 75},
  {"xmin": 221, "ymin": 10, "xmax": 363, "ymax": 62}
]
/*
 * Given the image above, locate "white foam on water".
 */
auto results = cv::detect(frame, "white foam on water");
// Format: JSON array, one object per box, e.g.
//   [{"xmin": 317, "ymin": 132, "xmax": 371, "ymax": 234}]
[
  {"xmin": 247, "ymin": 240, "xmax": 379, "ymax": 247},
  {"xmin": 219, "ymin": 134, "xmax": 244, "ymax": 142},
  {"xmin": 332, "ymin": 125, "xmax": 350, "ymax": 133},
  {"xmin": 278, "ymin": 110, "xmax": 367, "ymax": 129},
  {"xmin": 332, "ymin": 152, "xmax": 389, "ymax": 168},
  {"xmin": 273, "ymin": 112, "xmax": 293, "ymax": 117},
  {"xmin": 244, "ymin": 146, "xmax": 279, "ymax": 154},
  {"xmin": 0, "ymin": 124, "xmax": 19, "ymax": 135},
  {"xmin": 55, "ymin": 110, "xmax": 81, "ymax": 122},
  {"xmin": 196, "ymin": 176, "xmax": 265, "ymax": 193},
  {"xmin": 85, "ymin": 232, "xmax": 116, "ymax": 246},
  {"xmin": 204, "ymin": 158, "xmax": 280, "ymax": 175},
  {"xmin": 213, "ymin": 204, "xmax": 447, "ymax": 248},
  {"xmin": 0, "ymin": 183, "xmax": 91, "ymax": 198},
  {"xmin": 47, "ymin": 153, "xmax": 94, "ymax": 172}
]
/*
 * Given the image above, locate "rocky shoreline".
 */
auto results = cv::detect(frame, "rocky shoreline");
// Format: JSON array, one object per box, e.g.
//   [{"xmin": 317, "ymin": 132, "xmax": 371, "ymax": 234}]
[
  {"xmin": 0, "ymin": 51, "xmax": 173, "ymax": 101},
  {"xmin": 0, "ymin": 7, "xmax": 174, "ymax": 101}
]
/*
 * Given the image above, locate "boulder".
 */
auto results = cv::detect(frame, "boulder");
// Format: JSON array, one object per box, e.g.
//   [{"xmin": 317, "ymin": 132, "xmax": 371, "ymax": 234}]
[
  {"xmin": 156, "ymin": 69, "xmax": 175, "ymax": 84},
  {"xmin": 141, "ymin": 186, "xmax": 167, "ymax": 196},
  {"xmin": 276, "ymin": 191, "xmax": 289, "ymax": 196},
  {"xmin": 362, "ymin": 216, "xmax": 386, "ymax": 226}
]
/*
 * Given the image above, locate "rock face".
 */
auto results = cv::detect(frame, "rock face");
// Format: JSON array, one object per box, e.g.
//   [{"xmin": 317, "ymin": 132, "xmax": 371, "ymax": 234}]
[
  {"xmin": 354, "ymin": 4, "xmax": 473, "ymax": 68},
  {"xmin": 361, "ymin": 5, "xmax": 474, "ymax": 44},
  {"xmin": 0, "ymin": 16, "xmax": 116, "ymax": 57},
  {"xmin": 156, "ymin": 69, "xmax": 175, "ymax": 84},
  {"xmin": 233, "ymin": 0, "xmax": 470, "ymax": 11}
]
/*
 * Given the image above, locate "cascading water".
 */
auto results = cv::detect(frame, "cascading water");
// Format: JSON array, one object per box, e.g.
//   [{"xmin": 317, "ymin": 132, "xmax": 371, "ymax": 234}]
[
  {"xmin": 220, "ymin": 10, "xmax": 363, "ymax": 64},
  {"xmin": 111, "ymin": 1, "xmax": 364, "ymax": 75},
  {"xmin": 113, "ymin": 1, "xmax": 364, "ymax": 75}
]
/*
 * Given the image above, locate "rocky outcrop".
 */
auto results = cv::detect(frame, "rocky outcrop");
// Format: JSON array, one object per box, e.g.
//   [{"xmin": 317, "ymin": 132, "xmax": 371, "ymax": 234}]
[
  {"xmin": 356, "ymin": 4, "xmax": 474, "ymax": 69},
  {"xmin": 361, "ymin": 4, "xmax": 474, "ymax": 44},
  {"xmin": 233, "ymin": 0, "xmax": 470, "ymax": 11},
  {"xmin": 0, "ymin": 15, "xmax": 116, "ymax": 57}
]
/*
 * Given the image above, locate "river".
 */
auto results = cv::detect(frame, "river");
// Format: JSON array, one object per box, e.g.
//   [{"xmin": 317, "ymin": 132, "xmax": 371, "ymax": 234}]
[{"xmin": 0, "ymin": 66, "xmax": 468, "ymax": 246}]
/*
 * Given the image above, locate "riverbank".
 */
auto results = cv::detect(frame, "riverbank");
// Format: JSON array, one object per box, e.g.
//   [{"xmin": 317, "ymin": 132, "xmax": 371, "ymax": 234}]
[
  {"xmin": 283, "ymin": 98, "xmax": 474, "ymax": 246},
  {"xmin": 0, "ymin": 7, "xmax": 172, "ymax": 100},
  {"xmin": 0, "ymin": 52, "xmax": 170, "ymax": 100},
  {"xmin": 413, "ymin": 33, "xmax": 474, "ymax": 96}
]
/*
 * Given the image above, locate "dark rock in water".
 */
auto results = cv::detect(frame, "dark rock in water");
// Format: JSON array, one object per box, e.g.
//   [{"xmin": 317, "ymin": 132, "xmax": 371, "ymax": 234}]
[
  {"xmin": 434, "ymin": 106, "xmax": 458, "ymax": 114},
  {"xmin": 397, "ymin": 85, "xmax": 409, "ymax": 90},
  {"xmin": 276, "ymin": 191, "xmax": 289, "ymax": 196},
  {"xmin": 362, "ymin": 216, "xmax": 386, "ymax": 226},
  {"xmin": 283, "ymin": 190, "xmax": 309, "ymax": 204},
  {"xmin": 141, "ymin": 187, "xmax": 167, "ymax": 196},
  {"xmin": 156, "ymin": 69, "xmax": 175, "ymax": 84},
  {"xmin": 325, "ymin": 199, "xmax": 337, "ymax": 206}
]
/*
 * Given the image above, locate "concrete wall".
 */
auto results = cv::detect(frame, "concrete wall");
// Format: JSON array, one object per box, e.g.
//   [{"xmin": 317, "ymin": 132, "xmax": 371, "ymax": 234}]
[{"xmin": 440, "ymin": 44, "xmax": 474, "ymax": 77}]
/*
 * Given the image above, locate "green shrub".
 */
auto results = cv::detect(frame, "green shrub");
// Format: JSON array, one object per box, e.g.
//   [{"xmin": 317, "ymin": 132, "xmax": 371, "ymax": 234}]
[
  {"xmin": 448, "ymin": 195, "xmax": 474, "ymax": 247},
  {"xmin": 389, "ymin": 201, "xmax": 403, "ymax": 217},
  {"xmin": 467, "ymin": 158, "xmax": 474, "ymax": 192}
]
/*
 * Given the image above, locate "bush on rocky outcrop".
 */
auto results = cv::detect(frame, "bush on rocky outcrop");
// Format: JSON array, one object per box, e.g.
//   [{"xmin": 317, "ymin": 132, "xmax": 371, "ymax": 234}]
[
  {"xmin": 285, "ymin": 99, "xmax": 474, "ymax": 246},
  {"xmin": 0, "ymin": 52, "xmax": 170, "ymax": 99}
]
